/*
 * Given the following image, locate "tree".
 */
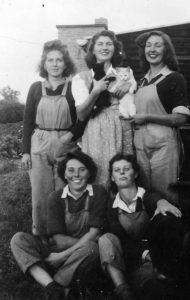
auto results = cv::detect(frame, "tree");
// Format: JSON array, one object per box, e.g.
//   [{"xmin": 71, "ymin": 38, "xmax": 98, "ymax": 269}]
[{"xmin": 0, "ymin": 86, "xmax": 20, "ymax": 102}]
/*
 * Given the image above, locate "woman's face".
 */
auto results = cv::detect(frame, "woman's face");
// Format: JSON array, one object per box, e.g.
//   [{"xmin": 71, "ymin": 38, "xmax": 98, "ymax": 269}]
[
  {"xmin": 111, "ymin": 159, "xmax": 137, "ymax": 189},
  {"xmin": 93, "ymin": 35, "xmax": 115, "ymax": 64},
  {"xmin": 44, "ymin": 50, "xmax": 65, "ymax": 78},
  {"xmin": 64, "ymin": 159, "xmax": 90, "ymax": 192},
  {"xmin": 145, "ymin": 35, "xmax": 165, "ymax": 67}
]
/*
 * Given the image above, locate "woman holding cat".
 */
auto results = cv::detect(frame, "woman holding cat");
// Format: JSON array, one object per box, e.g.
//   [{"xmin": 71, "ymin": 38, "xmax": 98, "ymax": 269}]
[
  {"xmin": 132, "ymin": 30, "xmax": 190, "ymax": 203},
  {"xmin": 72, "ymin": 30, "xmax": 134, "ymax": 187}
]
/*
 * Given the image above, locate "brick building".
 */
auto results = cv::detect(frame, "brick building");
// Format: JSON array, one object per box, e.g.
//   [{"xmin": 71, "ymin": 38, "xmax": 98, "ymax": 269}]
[{"xmin": 57, "ymin": 18, "xmax": 108, "ymax": 72}]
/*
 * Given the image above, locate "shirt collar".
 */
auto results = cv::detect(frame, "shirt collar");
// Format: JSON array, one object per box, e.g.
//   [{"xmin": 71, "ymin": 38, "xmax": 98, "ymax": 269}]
[
  {"xmin": 61, "ymin": 184, "xmax": 93, "ymax": 200},
  {"xmin": 144, "ymin": 66, "xmax": 171, "ymax": 82},
  {"xmin": 43, "ymin": 78, "xmax": 66, "ymax": 89},
  {"xmin": 91, "ymin": 64, "xmax": 117, "ymax": 78},
  {"xmin": 112, "ymin": 187, "xmax": 145, "ymax": 213}
]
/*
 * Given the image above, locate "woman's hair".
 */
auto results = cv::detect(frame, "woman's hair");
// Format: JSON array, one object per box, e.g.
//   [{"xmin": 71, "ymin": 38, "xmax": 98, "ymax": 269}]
[
  {"xmin": 58, "ymin": 150, "xmax": 97, "ymax": 184},
  {"xmin": 38, "ymin": 39, "xmax": 76, "ymax": 78},
  {"xmin": 85, "ymin": 30, "xmax": 125, "ymax": 69},
  {"xmin": 108, "ymin": 153, "xmax": 140, "ymax": 193},
  {"xmin": 135, "ymin": 30, "xmax": 179, "ymax": 73}
]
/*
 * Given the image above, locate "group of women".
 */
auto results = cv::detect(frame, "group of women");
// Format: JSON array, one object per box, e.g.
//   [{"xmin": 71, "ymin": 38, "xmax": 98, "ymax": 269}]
[{"xmin": 11, "ymin": 29, "xmax": 190, "ymax": 300}]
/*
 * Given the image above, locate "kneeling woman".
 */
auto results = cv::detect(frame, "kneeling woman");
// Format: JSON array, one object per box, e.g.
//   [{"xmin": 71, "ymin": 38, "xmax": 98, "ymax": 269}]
[
  {"xmin": 11, "ymin": 151, "xmax": 108, "ymax": 300},
  {"xmin": 99, "ymin": 153, "xmax": 183, "ymax": 300}
]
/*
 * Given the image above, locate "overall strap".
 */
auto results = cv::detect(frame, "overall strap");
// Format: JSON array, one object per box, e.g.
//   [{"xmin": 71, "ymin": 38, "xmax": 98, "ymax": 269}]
[
  {"xmin": 61, "ymin": 77, "xmax": 70, "ymax": 96},
  {"xmin": 41, "ymin": 81, "xmax": 47, "ymax": 96},
  {"xmin": 64, "ymin": 198, "xmax": 69, "ymax": 213},
  {"xmin": 84, "ymin": 193, "xmax": 91, "ymax": 211}
]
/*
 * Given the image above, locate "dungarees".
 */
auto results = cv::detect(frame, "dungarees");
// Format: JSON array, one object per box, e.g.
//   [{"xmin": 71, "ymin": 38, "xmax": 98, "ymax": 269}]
[
  {"xmin": 134, "ymin": 74, "xmax": 179, "ymax": 202},
  {"xmin": 54, "ymin": 194, "xmax": 99, "ymax": 286},
  {"xmin": 11, "ymin": 193, "xmax": 99, "ymax": 287},
  {"xmin": 99, "ymin": 206, "xmax": 154, "ymax": 290},
  {"xmin": 30, "ymin": 80, "xmax": 78, "ymax": 236}
]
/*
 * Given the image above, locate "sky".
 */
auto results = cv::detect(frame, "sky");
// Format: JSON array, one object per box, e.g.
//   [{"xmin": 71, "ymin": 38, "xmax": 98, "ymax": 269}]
[{"xmin": 0, "ymin": 0, "xmax": 190, "ymax": 102}]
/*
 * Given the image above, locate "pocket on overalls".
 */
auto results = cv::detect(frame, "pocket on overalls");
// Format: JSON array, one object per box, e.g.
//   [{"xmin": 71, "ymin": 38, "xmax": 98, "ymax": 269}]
[{"xmin": 31, "ymin": 129, "xmax": 49, "ymax": 155}]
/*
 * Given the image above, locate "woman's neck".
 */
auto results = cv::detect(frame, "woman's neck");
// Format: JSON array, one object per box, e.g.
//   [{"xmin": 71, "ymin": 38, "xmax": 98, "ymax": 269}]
[
  {"xmin": 149, "ymin": 63, "xmax": 165, "ymax": 80},
  {"xmin": 47, "ymin": 76, "xmax": 65, "ymax": 90},
  {"xmin": 103, "ymin": 62, "xmax": 112, "ymax": 73},
  {"xmin": 69, "ymin": 186, "xmax": 87, "ymax": 200},
  {"xmin": 119, "ymin": 184, "xmax": 138, "ymax": 205}
]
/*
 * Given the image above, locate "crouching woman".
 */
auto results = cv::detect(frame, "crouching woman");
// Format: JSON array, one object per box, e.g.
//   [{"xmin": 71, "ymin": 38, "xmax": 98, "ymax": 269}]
[
  {"xmin": 99, "ymin": 153, "xmax": 183, "ymax": 300},
  {"xmin": 11, "ymin": 151, "xmax": 108, "ymax": 300}
]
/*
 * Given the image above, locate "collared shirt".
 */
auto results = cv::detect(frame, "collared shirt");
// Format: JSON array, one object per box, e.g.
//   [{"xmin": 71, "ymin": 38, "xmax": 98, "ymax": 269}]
[
  {"xmin": 144, "ymin": 66, "xmax": 171, "ymax": 83},
  {"xmin": 72, "ymin": 65, "xmax": 117, "ymax": 107},
  {"xmin": 112, "ymin": 187, "xmax": 145, "ymax": 213},
  {"xmin": 61, "ymin": 184, "xmax": 93, "ymax": 200}
]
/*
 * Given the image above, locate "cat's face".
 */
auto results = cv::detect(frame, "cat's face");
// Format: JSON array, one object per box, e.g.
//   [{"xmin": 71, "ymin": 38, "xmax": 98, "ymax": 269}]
[{"xmin": 116, "ymin": 67, "xmax": 131, "ymax": 81}]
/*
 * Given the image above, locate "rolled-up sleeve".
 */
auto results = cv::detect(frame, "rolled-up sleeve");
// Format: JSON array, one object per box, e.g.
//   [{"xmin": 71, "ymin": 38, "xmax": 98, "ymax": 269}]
[{"xmin": 71, "ymin": 74, "xmax": 90, "ymax": 106}]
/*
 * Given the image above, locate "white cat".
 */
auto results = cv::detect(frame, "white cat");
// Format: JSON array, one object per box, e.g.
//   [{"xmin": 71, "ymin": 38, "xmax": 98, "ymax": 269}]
[{"xmin": 108, "ymin": 67, "xmax": 137, "ymax": 119}]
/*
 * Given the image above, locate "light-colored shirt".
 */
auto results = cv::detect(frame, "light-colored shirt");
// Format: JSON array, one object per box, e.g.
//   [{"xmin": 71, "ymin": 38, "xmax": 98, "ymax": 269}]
[
  {"xmin": 71, "ymin": 65, "xmax": 117, "ymax": 107},
  {"xmin": 61, "ymin": 184, "xmax": 93, "ymax": 200},
  {"xmin": 112, "ymin": 187, "xmax": 145, "ymax": 213}
]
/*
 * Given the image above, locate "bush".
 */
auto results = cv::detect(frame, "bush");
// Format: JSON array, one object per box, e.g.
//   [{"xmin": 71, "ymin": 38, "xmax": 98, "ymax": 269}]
[
  {"xmin": 0, "ymin": 135, "xmax": 22, "ymax": 159},
  {"xmin": 0, "ymin": 100, "xmax": 25, "ymax": 123}
]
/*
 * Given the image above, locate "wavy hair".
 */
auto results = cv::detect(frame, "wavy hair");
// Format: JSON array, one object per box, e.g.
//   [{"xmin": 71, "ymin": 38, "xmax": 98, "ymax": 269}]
[
  {"xmin": 58, "ymin": 150, "xmax": 97, "ymax": 184},
  {"xmin": 135, "ymin": 30, "xmax": 179, "ymax": 73},
  {"xmin": 38, "ymin": 40, "xmax": 76, "ymax": 78},
  {"xmin": 85, "ymin": 30, "xmax": 125, "ymax": 69}
]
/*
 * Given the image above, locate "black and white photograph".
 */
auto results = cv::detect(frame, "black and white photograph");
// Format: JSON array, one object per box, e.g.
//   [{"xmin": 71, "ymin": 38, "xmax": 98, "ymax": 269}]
[{"xmin": 0, "ymin": 0, "xmax": 190, "ymax": 299}]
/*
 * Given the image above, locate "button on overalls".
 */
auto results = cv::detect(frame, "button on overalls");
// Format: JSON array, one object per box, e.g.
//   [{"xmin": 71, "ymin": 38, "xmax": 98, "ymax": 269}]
[
  {"xmin": 134, "ymin": 74, "xmax": 179, "ymax": 202},
  {"xmin": 30, "ymin": 80, "xmax": 78, "ymax": 236},
  {"xmin": 54, "ymin": 193, "xmax": 99, "ymax": 287}
]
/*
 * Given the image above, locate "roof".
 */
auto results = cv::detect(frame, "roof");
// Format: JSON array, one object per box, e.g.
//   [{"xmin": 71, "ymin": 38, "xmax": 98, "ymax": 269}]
[
  {"xmin": 56, "ymin": 24, "xmax": 107, "ymax": 29},
  {"xmin": 116, "ymin": 21, "xmax": 190, "ymax": 35}
]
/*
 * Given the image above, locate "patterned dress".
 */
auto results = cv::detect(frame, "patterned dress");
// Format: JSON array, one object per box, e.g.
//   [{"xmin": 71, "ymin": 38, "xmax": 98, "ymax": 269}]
[{"xmin": 72, "ymin": 69, "xmax": 133, "ymax": 187}]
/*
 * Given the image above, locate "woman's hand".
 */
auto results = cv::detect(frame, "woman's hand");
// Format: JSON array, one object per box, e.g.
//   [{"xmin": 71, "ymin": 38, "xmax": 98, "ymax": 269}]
[
  {"xmin": 112, "ymin": 82, "xmax": 131, "ymax": 99},
  {"xmin": 45, "ymin": 251, "xmax": 68, "ymax": 268},
  {"xmin": 130, "ymin": 114, "xmax": 148, "ymax": 125},
  {"xmin": 92, "ymin": 76, "xmax": 109, "ymax": 95},
  {"xmin": 21, "ymin": 153, "xmax": 31, "ymax": 169},
  {"xmin": 60, "ymin": 132, "xmax": 73, "ymax": 144},
  {"xmin": 152, "ymin": 199, "xmax": 182, "ymax": 219}
]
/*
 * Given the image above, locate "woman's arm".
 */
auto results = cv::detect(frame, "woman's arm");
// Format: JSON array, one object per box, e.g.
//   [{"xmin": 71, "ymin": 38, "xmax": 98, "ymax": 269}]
[
  {"xmin": 45, "ymin": 227, "xmax": 100, "ymax": 267},
  {"xmin": 131, "ymin": 113, "xmax": 188, "ymax": 127},
  {"xmin": 72, "ymin": 74, "xmax": 109, "ymax": 121}
]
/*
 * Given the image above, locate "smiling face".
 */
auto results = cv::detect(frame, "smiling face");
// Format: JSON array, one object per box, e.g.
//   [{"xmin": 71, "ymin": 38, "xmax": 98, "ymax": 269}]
[
  {"xmin": 64, "ymin": 159, "xmax": 90, "ymax": 193},
  {"xmin": 93, "ymin": 35, "xmax": 115, "ymax": 64},
  {"xmin": 145, "ymin": 34, "xmax": 165, "ymax": 67},
  {"xmin": 111, "ymin": 159, "xmax": 137, "ymax": 189},
  {"xmin": 44, "ymin": 50, "xmax": 65, "ymax": 79}
]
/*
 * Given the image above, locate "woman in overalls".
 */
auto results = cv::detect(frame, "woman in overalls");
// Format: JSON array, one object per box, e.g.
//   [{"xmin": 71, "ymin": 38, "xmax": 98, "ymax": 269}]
[
  {"xmin": 132, "ymin": 31, "xmax": 190, "ymax": 203},
  {"xmin": 11, "ymin": 151, "xmax": 108, "ymax": 300},
  {"xmin": 99, "ymin": 153, "xmax": 183, "ymax": 300},
  {"xmin": 21, "ymin": 40, "xmax": 81, "ymax": 237}
]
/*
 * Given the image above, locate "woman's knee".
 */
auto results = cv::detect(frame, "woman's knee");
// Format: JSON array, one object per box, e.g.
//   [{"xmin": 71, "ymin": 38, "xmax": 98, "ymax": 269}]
[
  {"xmin": 99, "ymin": 233, "xmax": 120, "ymax": 249},
  {"xmin": 10, "ymin": 232, "xmax": 36, "ymax": 253}
]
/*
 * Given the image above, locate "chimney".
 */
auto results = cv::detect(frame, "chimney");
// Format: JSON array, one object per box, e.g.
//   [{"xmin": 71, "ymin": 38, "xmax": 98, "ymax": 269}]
[{"xmin": 95, "ymin": 18, "xmax": 108, "ymax": 28}]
